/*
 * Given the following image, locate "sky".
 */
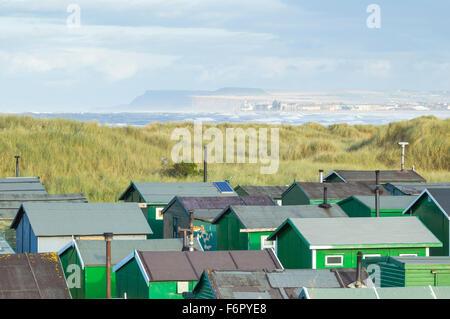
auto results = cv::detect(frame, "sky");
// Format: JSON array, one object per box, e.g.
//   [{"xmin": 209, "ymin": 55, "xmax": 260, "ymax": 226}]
[{"xmin": 0, "ymin": 0, "xmax": 449, "ymax": 111}]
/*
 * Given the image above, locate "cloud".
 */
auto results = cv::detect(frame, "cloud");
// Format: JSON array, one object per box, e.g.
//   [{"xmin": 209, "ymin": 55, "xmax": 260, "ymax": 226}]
[{"xmin": 1, "ymin": 48, "xmax": 179, "ymax": 81}]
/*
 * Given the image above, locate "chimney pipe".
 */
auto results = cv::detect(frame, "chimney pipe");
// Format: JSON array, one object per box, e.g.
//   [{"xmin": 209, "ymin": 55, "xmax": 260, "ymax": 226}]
[
  {"xmin": 398, "ymin": 142, "xmax": 409, "ymax": 171},
  {"xmin": 15, "ymin": 155, "xmax": 20, "ymax": 177},
  {"xmin": 375, "ymin": 170, "xmax": 380, "ymax": 217},
  {"xmin": 189, "ymin": 210, "xmax": 194, "ymax": 251},
  {"xmin": 203, "ymin": 146, "xmax": 207, "ymax": 182},
  {"xmin": 104, "ymin": 232, "xmax": 113, "ymax": 299},
  {"xmin": 319, "ymin": 169, "xmax": 324, "ymax": 183},
  {"xmin": 319, "ymin": 186, "xmax": 331, "ymax": 208},
  {"xmin": 356, "ymin": 251, "xmax": 362, "ymax": 287}
]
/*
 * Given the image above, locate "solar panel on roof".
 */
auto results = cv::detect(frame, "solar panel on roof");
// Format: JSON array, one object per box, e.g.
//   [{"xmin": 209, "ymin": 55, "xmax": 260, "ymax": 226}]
[{"xmin": 214, "ymin": 181, "xmax": 234, "ymax": 193}]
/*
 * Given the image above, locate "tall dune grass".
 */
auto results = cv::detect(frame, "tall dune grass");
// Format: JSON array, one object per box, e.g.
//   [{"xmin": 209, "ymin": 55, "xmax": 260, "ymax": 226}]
[{"xmin": 0, "ymin": 115, "xmax": 448, "ymax": 202}]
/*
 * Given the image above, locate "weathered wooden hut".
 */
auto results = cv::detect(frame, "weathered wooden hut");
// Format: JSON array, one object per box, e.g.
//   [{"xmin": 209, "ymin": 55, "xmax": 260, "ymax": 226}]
[
  {"xmin": 362, "ymin": 256, "xmax": 450, "ymax": 287},
  {"xmin": 234, "ymin": 185, "xmax": 289, "ymax": 205},
  {"xmin": 162, "ymin": 195, "xmax": 275, "ymax": 251},
  {"xmin": 119, "ymin": 181, "xmax": 236, "ymax": 239},
  {"xmin": 58, "ymin": 238, "xmax": 201, "ymax": 299},
  {"xmin": 337, "ymin": 195, "xmax": 417, "ymax": 217},
  {"xmin": 213, "ymin": 204, "xmax": 347, "ymax": 251},
  {"xmin": 323, "ymin": 170, "xmax": 426, "ymax": 183},
  {"xmin": 113, "ymin": 249, "xmax": 282, "ymax": 299},
  {"xmin": 10, "ymin": 203, "xmax": 152, "ymax": 253},
  {"xmin": 402, "ymin": 188, "xmax": 450, "ymax": 256},
  {"xmin": 281, "ymin": 182, "xmax": 388, "ymax": 205},
  {"xmin": 0, "ymin": 252, "xmax": 71, "ymax": 298},
  {"xmin": 268, "ymin": 217, "xmax": 442, "ymax": 269}
]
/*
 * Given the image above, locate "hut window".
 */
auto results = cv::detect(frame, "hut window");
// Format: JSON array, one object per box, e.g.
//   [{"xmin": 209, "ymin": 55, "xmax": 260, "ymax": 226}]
[
  {"xmin": 399, "ymin": 254, "xmax": 418, "ymax": 257},
  {"xmin": 155, "ymin": 207, "xmax": 164, "ymax": 220},
  {"xmin": 177, "ymin": 281, "xmax": 189, "ymax": 294},
  {"xmin": 363, "ymin": 254, "xmax": 381, "ymax": 259},
  {"xmin": 261, "ymin": 235, "xmax": 276, "ymax": 250},
  {"xmin": 325, "ymin": 255, "xmax": 343, "ymax": 266}
]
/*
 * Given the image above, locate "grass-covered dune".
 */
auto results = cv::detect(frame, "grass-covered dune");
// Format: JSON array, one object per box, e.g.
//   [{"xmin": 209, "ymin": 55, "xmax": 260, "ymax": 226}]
[{"xmin": 0, "ymin": 115, "xmax": 448, "ymax": 202}]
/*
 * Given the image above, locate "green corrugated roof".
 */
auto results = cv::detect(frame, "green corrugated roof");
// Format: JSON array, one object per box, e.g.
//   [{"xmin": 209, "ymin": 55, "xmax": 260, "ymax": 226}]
[
  {"xmin": 214, "ymin": 204, "xmax": 347, "ymax": 230},
  {"xmin": 351, "ymin": 195, "xmax": 418, "ymax": 211},
  {"xmin": 120, "ymin": 182, "xmax": 236, "ymax": 203},
  {"xmin": 12, "ymin": 203, "xmax": 152, "ymax": 236},
  {"xmin": 74, "ymin": 238, "xmax": 195, "ymax": 266},
  {"xmin": 271, "ymin": 217, "xmax": 442, "ymax": 248}
]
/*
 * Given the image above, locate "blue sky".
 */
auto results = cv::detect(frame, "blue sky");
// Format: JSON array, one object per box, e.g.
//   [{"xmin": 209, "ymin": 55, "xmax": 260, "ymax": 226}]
[{"xmin": 0, "ymin": 0, "xmax": 448, "ymax": 111}]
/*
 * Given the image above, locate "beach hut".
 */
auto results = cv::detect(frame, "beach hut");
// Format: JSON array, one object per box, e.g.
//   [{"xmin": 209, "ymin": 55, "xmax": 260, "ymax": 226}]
[
  {"xmin": 323, "ymin": 170, "xmax": 426, "ymax": 183},
  {"xmin": 162, "ymin": 195, "xmax": 275, "ymax": 251},
  {"xmin": 402, "ymin": 188, "xmax": 450, "ymax": 256},
  {"xmin": 234, "ymin": 185, "xmax": 289, "ymax": 206},
  {"xmin": 268, "ymin": 217, "xmax": 442, "ymax": 269},
  {"xmin": 281, "ymin": 182, "xmax": 388, "ymax": 205},
  {"xmin": 10, "ymin": 203, "xmax": 152, "ymax": 253},
  {"xmin": 119, "ymin": 181, "xmax": 236, "ymax": 239},
  {"xmin": 362, "ymin": 256, "xmax": 450, "ymax": 287},
  {"xmin": 337, "ymin": 195, "xmax": 417, "ymax": 217},
  {"xmin": 213, "ymin": 204, "xmax": 347, "ymax": 251},
  {"xmin": 58, "ymin": 238, "xmax": 201, "ymax": 299},
  {"xmin": 0, "ymin": 252, "xmax": 71, "ymax": 299},
  {"xmin": 113, "ymin": 249, "xmax": 282, "ymax": 299}
]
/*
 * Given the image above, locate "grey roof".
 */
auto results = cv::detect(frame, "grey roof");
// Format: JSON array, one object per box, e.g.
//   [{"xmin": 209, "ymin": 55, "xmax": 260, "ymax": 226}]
[
  {"xmin": 0, "ymin": 177, "xmax": 47, "ymax": 194},
  {"xmin": 390, "ymin": 256, "xmax": 450, "ymax": 265},
  {"xmin": 197, "ymin": 269, "xmax": 343, "ymax": 299},
  {"xmin": 236, "ymin": 186, "xmax": 289, "ymax": 199},
  {"xmin": 0, "ymin": 252, "xmax": 71, "ymax": 299},
  {"xmin": 119, "ymin": 181, "xmax": 236, "ymax": 203},
  {"xmin": 136, "ymin": 249, "xmax": 282, "ymax": 282},
  {"xmin": 71, "ymin": 238, "xmax": 198, "ymax": 266},
  {"xmin": 427, "ymin": 188, "xmax": 450, "ymax": 215},
  {"xmin": 326, "ymin": 170, "xmax": 426, "ymax": 183},
  {"xmin": 273, "ymin": 217, "xmax": 442, "ymax": 248},
  {"xmin": 11, "ymin": 203, "xmax": 152, "ymax": 236},
  {"xmin": 385, "ymin": 182, "xmax": 450, "ymax": 195},
  {"xmin": 293, "ymin": 182, "xmax": 388, "ymax": 199},
  {"xmin": 178, "ymin": 196, "xmax": 275, "ymax": 211},
  {"xmin": 349, "ymin": 195, "xmax": 418, "ymax": 210},
  {"xmin": 0, "ymin": 237, "xmax": 14, "ymax": 254},
  {"xmin": 213, "ymin": 204, "xmax": 348, "ymax": 230},
  {"xmin": 267, "ymin": 269, "xmax": 342, "ymax": 288},
  {"xmin": 0, "ymin": 193, "xmax": 88, "ymax": 219},
  {"xmin": 301, "ymin": 286, "xmax": 450, "ymax": 299}
]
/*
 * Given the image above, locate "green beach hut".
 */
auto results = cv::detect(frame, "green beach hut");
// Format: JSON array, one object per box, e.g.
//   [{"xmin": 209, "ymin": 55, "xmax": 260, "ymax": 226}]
[
  {"xmin": 323, "ymin": 170, "xmax": 426, "ymax": 183},
  {"xmin": 119, "ymin": 181, "xmax": 237, "ymax": 239},
  {"xmin": 402, "ymin": 188, "xmax": 450, "ymax": 256},
  {"xmin": 362, "ymin": 256, "xmax": 450, "ymax": 287},
  {"xmin": 213, "ymin": 204, "xmax": 348, "ymax": 251},
  {"xmin": 268, "ymin": 217, "xmax": 442, "ymax": 269},
  {"xmin": 162, "ymin": 195, "xmax": 275, "ymax": 251},
  {"xmin": 58, "ymin": 238, "xmax": 196, "ymax": 299},
  {"xmin": 113, "ymin": 249, "xmax": 283, "ymax": 299},
  {"xmin": 337, "ymin": 195, "xmax": 418, "ymax": 217}
]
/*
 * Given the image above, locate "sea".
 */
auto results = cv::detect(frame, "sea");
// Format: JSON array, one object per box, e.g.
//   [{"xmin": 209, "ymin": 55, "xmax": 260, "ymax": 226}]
[{"xmin": 12, "ymin": 110, "xmax": 450, "ymax": 127}]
